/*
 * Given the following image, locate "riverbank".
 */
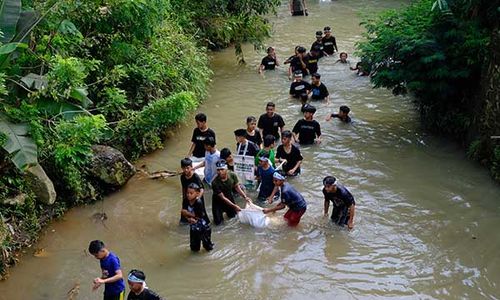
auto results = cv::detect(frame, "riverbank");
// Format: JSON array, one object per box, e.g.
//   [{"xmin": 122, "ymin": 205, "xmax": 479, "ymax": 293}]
[{"xmin": 0, "ymin": 0, "xmax": 278, "ymax": 279}]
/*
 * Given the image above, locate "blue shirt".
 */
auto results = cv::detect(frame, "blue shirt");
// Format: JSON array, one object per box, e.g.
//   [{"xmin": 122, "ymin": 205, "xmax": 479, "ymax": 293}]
[
  {"xmin": 257, "ymin": 165, "xmax": 275, "ymax": 199},
  {"xmin": 281, "ymin": 183, "xmax": 307, "ymax": 211},
  {"xmin": 204, "ymin": 150, "xmax": 220, "ymax": 184},
  {"xmin": 100, "ymin": 252, "xmax": 125, "ymax": 296}
]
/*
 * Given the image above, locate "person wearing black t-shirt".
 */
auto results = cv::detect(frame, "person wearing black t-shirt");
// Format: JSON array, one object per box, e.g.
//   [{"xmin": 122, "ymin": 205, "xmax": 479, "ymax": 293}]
[
  {"xmin": 127, "ymin": 269, "xmax": 165, "ymax": 300},
  {"xmin": 310, "ymin": 31, "xmax": 327, "ymax": 58},
  {"xmin": 234, "ymin": 128, "xmax": 259, "ymax": 157},
  {"xmin": 289, "ymin": 71, "xmax": 311, "ymax": 99},
  {"xmin": 181, "ymin": 183, "xmax": 214, "ymax": 251},
  {"xmin": 245, "ymin": 116, "xmax": 263, "ymax": 148},
  {"xmin": 310, "ymin": 73, "xmax": 329, "ymax": 102},
  {"xmin": 257, "ymin": 102, "xmax": 286, "ymax": 141},
  {"xmin": 322, "ymin": 26, "xmax": 338, "ymax": 55},
  {"xmin": 288, "ymin": 46, "xmax": 308, "ymax": 79},
  {"xmin": 322, "ymin": 176, "xmax": 356, "ymax": 229},
  {"xmin": 326, "ymin": 105, "xmax": 351, "ymax": 123},
  {"xmin": 180, "ymin": 158, "xmax": 206, "ymax": 224},
  {"xmin": 276, "ymin": 130, "xmax": 303, "ymax": 176},
  {"xmin": 305, "ymin": 49, "xmax": 320, "ymax": 75},
  {"xmin": 259, "ymin": 47, "xmax": 279, "ymax": 73},
  {"xmin": 187, "ymin": 113, "xmax": 216, "ymax": 158},
  {"xmin": 292, "ymin": 104, "xmax": 321, "ymax": 145}
]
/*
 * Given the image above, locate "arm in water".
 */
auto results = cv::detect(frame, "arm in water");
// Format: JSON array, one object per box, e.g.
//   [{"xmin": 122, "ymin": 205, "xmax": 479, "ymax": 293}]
[
  {"xmin": 347, "ymin": 204, "xmax": 355, "ymax": 230},
  {"xmin": 323, "ymin": 197, "xmax": 330, "ymax": 217},
  {"xmin": 267, "ymin": 185, "xmax": 280, "ymax": 204}
]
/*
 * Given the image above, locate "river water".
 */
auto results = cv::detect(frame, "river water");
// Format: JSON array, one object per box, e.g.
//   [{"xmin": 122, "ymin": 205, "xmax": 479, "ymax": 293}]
[{"xmin": 2, "ymin": 0, "xmax": 500, "ymax": 299}]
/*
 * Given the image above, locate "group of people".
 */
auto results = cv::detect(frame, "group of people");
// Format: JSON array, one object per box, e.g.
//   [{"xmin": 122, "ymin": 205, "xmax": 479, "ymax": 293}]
[{"xmin": 88, "ymin": 23, "xmax": 361, "ymax": 300}]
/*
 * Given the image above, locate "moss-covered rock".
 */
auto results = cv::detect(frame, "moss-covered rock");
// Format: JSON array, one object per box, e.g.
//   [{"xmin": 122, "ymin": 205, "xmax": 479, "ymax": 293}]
[{"xmin": 90, "ymin": 145, "xmax": 136, "ymax": 186}]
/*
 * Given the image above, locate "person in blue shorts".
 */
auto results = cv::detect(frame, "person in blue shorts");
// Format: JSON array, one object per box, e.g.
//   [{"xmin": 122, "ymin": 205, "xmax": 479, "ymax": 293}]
[
  {"xmin": 323, "ymin": 176, "xmax": 356, "ymax": 229},
  {"xmin": 89, "ymin": 240, "xmax": 125, "ymax": 300}
]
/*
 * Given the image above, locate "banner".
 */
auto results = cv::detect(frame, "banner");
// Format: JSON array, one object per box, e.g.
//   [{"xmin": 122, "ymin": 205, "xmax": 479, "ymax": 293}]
[{"xmin": 233, "ymin": 155, "xmax": 255, "ymax": 187}]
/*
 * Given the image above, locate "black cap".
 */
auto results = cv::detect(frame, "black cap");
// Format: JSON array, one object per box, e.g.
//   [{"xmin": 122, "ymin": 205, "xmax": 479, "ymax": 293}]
[
  {"xmin": 315, "ymin": 30, "xmax": 323, "ymax": 37},
  {"xmin": 303, "ymin": 104, "xmax": 316, "ymax": 114}
]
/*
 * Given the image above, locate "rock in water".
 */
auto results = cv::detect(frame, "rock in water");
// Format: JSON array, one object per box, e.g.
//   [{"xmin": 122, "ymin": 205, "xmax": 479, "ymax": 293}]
[
  {"xmin": 25, "ymin": 164, "xmax": 57, "ymax": 205},
  {"xmin": 90, "ymin": 145, "xmax": 136, "ymax": 186}
]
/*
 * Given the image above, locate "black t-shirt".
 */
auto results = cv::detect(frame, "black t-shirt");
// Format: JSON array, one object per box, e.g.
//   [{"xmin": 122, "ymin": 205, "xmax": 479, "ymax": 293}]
[
  {"xmin": 246, "ymin": 129, "xmax": 262, "ymax": 148},
  {"xmin": 290, "ymin": 56, "xmax": 308, "ymax": 76},
  {"xmin": 292, "ymin": 119, "xmax": 321, "ymax": 145},
  {"xmin": 180, "ymin": 173, "xmax": 205, "ymax": 223},
  {"xmin": 184, "ymin": 198, "xmax": 210, "ymax": 225},
  {"xmin": 236, "ymin": 140, "xmax": 259, "ymax": 157},
  {"xmin": 276, "ymin": 144, "xmax": 303, "ymax": 174},
  {"xmin": 257, "ymin": 113, "xmax": 285, "ymax": 140},
  {"xmin": 305, "ymin": 53, "xmax": 319, "ymax": 74},
  {"xmin": 284, "ymin": 55, "xmax": 295, "ymax": 64},
  {"xmin": 191, "ymin": 128, "xmax": 216, "ymax": 158},
  {"xmin": 322, "ymin": 36, "xmax": 337, "ymax": 55},
  {"xmin": 310, "ymin": 83, "xmax": 329, "ymax": 100},
  {"xmin": 127, "ymin": 288, "xmax": 164, "ymax": 300},
  {"xmin": 322, "ymin": 185, "xmax": 355, "ymax": 208},
  {"xmin": 331, "ymin": 113, "xmax": 352, "ymax": 123},
  {"xmin": 289, "ymin": 80, "xmax": 312, "ymax": 98},
  {"xmin": 261, "ymin": 56, "xmax": 277, "ymax": 70},
  {"xmin": 310, "ymin": 41, "xmax": 324, "ymax": 57}
]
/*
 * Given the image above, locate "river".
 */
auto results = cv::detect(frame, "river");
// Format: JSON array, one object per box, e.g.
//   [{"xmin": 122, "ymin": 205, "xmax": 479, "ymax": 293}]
[{"xmin": 1, "ymin": 0, "xmax": 500, "ymax": 299}]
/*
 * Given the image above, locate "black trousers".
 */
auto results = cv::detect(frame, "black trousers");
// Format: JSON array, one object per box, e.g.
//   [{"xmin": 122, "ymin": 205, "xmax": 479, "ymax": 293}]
[
  {"xmin": 212, "ymin": 198, "xmax": 237, "ymax": 225},
  {"xmin": 190, "ymin": 227, "xmax": 213, "ymax": 251},
  {"xmin": 331, "ymin": 206, "xmax": 349, "ymax": 226}
]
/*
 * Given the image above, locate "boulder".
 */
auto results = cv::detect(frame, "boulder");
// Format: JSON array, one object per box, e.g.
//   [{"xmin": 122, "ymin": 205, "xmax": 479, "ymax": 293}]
[
  {"xmin": 25, "ymin": 164, "xmax": 57, "ymax": 205},
  {"xmin": 90, "ymin": 145, "xmax": 136, "ymax": 186}
]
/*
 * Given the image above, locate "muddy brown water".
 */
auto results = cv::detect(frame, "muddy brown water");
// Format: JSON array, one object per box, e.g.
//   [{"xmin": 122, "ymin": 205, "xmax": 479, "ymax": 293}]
[{"xmin": 1, "ymin": 1, "xmax": 500, "ymax": 299}]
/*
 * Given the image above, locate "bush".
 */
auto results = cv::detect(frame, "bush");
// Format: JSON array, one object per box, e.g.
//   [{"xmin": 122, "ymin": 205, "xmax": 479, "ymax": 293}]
[{"xmin": 115, "ymin": 92, "xmax": 198, "ymax": 159}]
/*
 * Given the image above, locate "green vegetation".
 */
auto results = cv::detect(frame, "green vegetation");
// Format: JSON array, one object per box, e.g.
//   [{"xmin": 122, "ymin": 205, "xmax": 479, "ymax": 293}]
[
  {"xmin": 0, "ymin": 0, "xmax": 278, "ymax": 278},
  {"xmin": 356, "ymin": 0, "xmax": 500, "ymax": 181}
]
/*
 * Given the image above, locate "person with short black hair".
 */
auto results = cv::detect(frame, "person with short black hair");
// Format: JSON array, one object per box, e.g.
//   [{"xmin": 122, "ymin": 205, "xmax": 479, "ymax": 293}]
[
  {"xmin": 234, "ymin": 128, "xmax": 259, "ymax": 158},
  {"xmin": 259, "ymin": 46, "xmax": 279, "ymax": 74},
  {"xmin": 220, "ymin": 148, "xmax": 235, "ymax": 171},
  {"xmin": 292, "ymin": 104, "xmax": 321, "ymax": 145},
  {"xmin": 256, "ymin": 154, "xmax": 276, "ymax": 202},
  {"xmin": 180, "ymin": 158, "xmax": 205, "ymax": 224},
  {"xmin": 310, "ymin": 73, "xmax": 329, "ymax": 102},
  {"xmin": 181, "ymin": 182, "xmax": 214, "ymax": 251},
  {"xmin": 323, "ymin": 176, "xmax": 356, "ymax": 229},
  {"xmin": 322, "ymin": 26, "xmax": 338, "ymax": 55},
  {"xmin": 288, "ymin": 46, "xmax": 308, "ymax": 79},
  {"xmin": 127, "ymin": 269, "xmax": 165, "ymax": 300},
  {"xmin": 187, "ymin": 113, "xmax": 216, "ymax": 158},
  {"xmin": 211, "ymin": 160, "xmax": 252, "ymax": 225},
  {"xmin": 257, "ymin": 102, "xmax": 285, "ymax": 141},
  {"xmin": 263, "ymin": 172, "xmax": 307, "ymax": 226},
  {"xmin": 88, "ymin": 240, "xmax": 125, "ymax": 300},
  {"xmin": 289, "ymin": 71, "xmax": 312, "ymax": 99},
  {"xmin": 255, "ymin": 134, "xmax": 276, "ymax": 167},
  {"xmin": 276, "ymin": 130, "xmax": 303, "ymax": 177},
  {"xmin": 304, "ymin": 49, "xmax": 320, "ymax": 75},
  {"xmin": 336, "ymin": 52, "xmax": 349, "ymax": 64},
  {"xmin": 326, "ymin": 105, "xmax": 351, "ymax": 123},
  {"xmin": 289, "ymin": 0, "xmax": 308, "ymax": 16},
  {"xmin": 193, "ymin": 137, "xmax": 220, "ymax": 185},
  {"xmin": 350, "ymin": 62, "xmax": 369, "ymax": 76},
  {"xmin": 245, "ymin": 116, "xmax": 263, "ymax": 148},
  {"xmin": 311, "ymin": 31, "xmax": 327, "ymax": 58}
]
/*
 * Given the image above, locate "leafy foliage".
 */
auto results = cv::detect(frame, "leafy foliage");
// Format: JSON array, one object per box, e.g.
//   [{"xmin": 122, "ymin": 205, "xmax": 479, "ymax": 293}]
[{"xmin": 0, "ymin": 114, "xmax": 37, "ymax": 170}]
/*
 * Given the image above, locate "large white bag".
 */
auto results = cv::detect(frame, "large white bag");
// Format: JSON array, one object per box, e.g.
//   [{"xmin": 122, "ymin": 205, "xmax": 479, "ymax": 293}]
[{"xmin": 238, "ymin": 203, "xmax": 269, "ymax": 228}]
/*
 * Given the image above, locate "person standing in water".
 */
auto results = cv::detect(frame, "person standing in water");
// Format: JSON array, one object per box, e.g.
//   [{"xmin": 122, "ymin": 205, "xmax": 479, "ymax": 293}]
[
  {"xmin": 126, "ymin": 269, "xmax": 165, "ymax": 300},
  {"xmin": 292, "ymin": 104, "xmax": 322, "ymax": 145},
  {"xmin": 263, "ymin": 172, "xmax": 307, "ymax": 226},
  {"xmin": 311, "ymin": 31, "xmax": 327, "ymax": 58},
  {"xmin": 310, "ymin": 73, "xmax": 330, "ymax": 102},
  {"xmin": 276, "ymin": 130, "xmax": 303, "ymax": 177},
  {"xmin": 326, "ymin": 105, "xmax": 352, "ymax": 123},
  {"xmin": 259, "ymin": 46, "xmax": 279, "ymax": 74},
  {"xmin": 290, "ymin": 0, "xmax": 308, "ymax": 16},
  {"xmin": 181, "ymin": 182, "xmax": 214, "ymax": 251},
  {"xmin": 193, "ymin": 137, "xmax": 220, "ymax": 185},
  {"xmin": 179, "ymin": 158, "xmax": 205, "ymax": 224},
  {"xmin": 88, "ymin": 240, "xmax": 125, "ymax": 300},
  {"xmin": 322, "ymin": 176, "xmax": 356, "ymax": 230},
  {"xmin": 257, "ymin": 102, "xmax": 286, "ymax": 142},
  {"xmin": 187, "ymin": 113, "xmax": 216, "ymax": 159},
  {"xmin": 245, "ymin": 116, "xmax": 263, "ymax": 148},
  {"xmin": 322, "ymin": 26, "xmax": 338, "ymax": 55}
]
